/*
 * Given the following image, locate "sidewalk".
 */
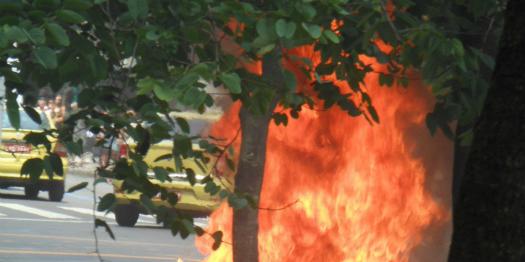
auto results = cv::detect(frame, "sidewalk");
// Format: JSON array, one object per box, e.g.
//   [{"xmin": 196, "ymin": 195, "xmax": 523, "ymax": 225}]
[{"xmin": 67, "ymin": 162, "xmax": 99, "ymax": 177}]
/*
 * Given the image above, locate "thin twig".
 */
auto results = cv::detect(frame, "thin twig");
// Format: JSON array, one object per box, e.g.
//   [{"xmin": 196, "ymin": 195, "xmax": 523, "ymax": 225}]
[
  {"xmin": 124, "ymin": 37, "xmax": 139, "ymax": 90},
  {"xmin": 207, "ymin": 127, "xmax": 241, "ymax": 190},
  {"xmin": 258, "ymin": 199, "xmax": 300, "ymax": 211},
  {"xmin": 92, "ymin": 136, "xmax": 114, "ymax": 262},
  {"xmin": 92, "ymin": 168, "xmax": 103, "ymax": 262},
  {"xmin": 379, "ymin": 0, "xmax": 402, "ymax": 42},
  {"xmin": 482, "ymin": 16, "xmax": 496, "ymax": 49}
]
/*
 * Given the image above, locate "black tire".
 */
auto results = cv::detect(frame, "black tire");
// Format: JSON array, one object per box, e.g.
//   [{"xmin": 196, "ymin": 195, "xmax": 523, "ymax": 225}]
[
  {"xmin": 24, "ymin": 184, "xmax": 39, "ymax": 199},
  {"xmin": 114, "ymin": 204, "xmax": 139, "ymax": 227},
  {"xmin": 48, "ymin": 181, "xmax": 65, "ymax": 202}
]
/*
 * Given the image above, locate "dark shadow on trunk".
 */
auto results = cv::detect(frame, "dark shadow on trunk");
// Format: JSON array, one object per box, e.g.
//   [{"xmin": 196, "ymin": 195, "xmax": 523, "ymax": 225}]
[{"xmin": 449, "ymin": 0, "xmax": 525, "ymax": 260}]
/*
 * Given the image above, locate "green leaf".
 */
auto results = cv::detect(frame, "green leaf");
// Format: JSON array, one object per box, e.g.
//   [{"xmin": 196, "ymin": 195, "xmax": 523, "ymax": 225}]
[
  {"xmin": 140, "ymin": 193, "xmax": 156, "ymax": 212},
  {"xmin": 194, "ymin": 226, "xmax": 205, "ymax": 236},
  {"xmin": 283, "ymin": 70, "xmax": 297, "ymax": 90},
  {"xmin": 0, "ymin": 0, "xmax": 23, "ymax": 11},
  {"xmin": 377, "ymin": 22, "xmax": 397, "ymax": 45},
  {"xmin": 33, "ymin": 46, "xmax": 57, "ymax": 69},
  {"xmin": 323, "ymin": 30, "xmax": 340, "ymax": 44},
  {"xmin": 175, "ymin": 73, "xmax": 199, "ymax": 89},
  {"xmin": 301, "ymin": 23, "xmax": 321, "ymax": 39},
  {"xmin": 275, "ymin": 19, "xmax": 296, "ymax": 39},
  {"xmin": 170, "ymin": 218, "xmax": 194, "ymax": 238},
  {"xmin": 23, "ymin": 106, "xmax": 42, "ymax": 125},
  {"xmin": 153, "ymin": 83, "xmax": 176, "ymax": 101},
  {"xmin": 97, "ymin": 193, "xmax": 116, "ymax": 211},
  {"xmin": 295, "ymin": 2, "xmax": 316, "ymax": 20},
  {"xmin": 27, "ymin": 28, "xmax": 46, "ymax": 44},
  {"xmin": 180, "ymin": 218, "xmax": 194, "ymax": 239},
  {"xmin": 6, "ymin": 91, "xmax": 19, "ymax": 130},
  {"xmin": 95, "ymin": 218, "xmax": 115, "ymax": 240},
  {"xmin": 45, "ymin": 23, "xmax": 70, "ymax": 46},
  {"xmin": 145, "ymin": 30, "xmax": 160, "ymax": 41},
  {"xmin": 77, "ymin": 88, "xmax": 95, "ymax": 107},
  {"xmin": 458, "ymin": 129, "xmax": 474, "ymax": 146},
  {"xmin": 189, "ymin": 63, "xmax": 213, "ymax": 80},
  {"xmin": 127, "ymin": 0, "xmax": 148, "ymax": 20},
  {"xmin": 219, "ymin": 72, "xmax": 242, "ymax": 94},
  {"xmin": 137, "ymin": 77, "xmax": 157, "ymax": 95},
  {"xmin": 56, "ymin": 9, "xmax": 85, "ymax": 24},
  {"xmin": 226, "ymin": 157, "xmax": 235, "ymax": 172},
  {"xmin": 63, "ymin": 0, "xmax": 93, "ymax": 11},
  {"xmin": 204, "ymin": 181, "xmax": 221, "ymax": 195},
  {"xmin": 33, "ymin": 0, "xmax": 60, "ymax": 10},
  {"xmin": 49, "ymin": 153, "xmax": 64, "ymax": 176},
  {"xmin": 43, "ymin": 155, "xmax": 53, "ymax": 179},
  {"xmin": 470, "ymin": 47, "xmax": 495, "ymax": 69},
  {"xmin": 439, "ymin": 123, "xmax": 455, "ymax": 140},
  {"xmin": 211, "ymin": 231, "xmax": 223, "ymax": 250},
  {"xmin": 0, "ymin": 31, "xmax": 7, "ymax": 48},
  {"xmin": 135, "ymin": 125, "xmax": 150, "ymax": 156},
  {"xmin": 283, "ymin": 22, "xmax": 297, "ymax": 39},
  {"xmin": 24, "ymin": 132, "xmax": 51, "ymax": 151},
  {"xmin": 228, "ymin": 194, "xmax": 248, "ymax": 209},
  {"xmin": 167, "ymin": 192, "xmax": 178, "ymax": 206},
  {"xmin": 5, "ymin": 26, "xmax": 28, "ymax": 43},
  {"xmin": 153, "ymin": 167, "xmax": 171, "ymax": 182},
  {"xmin": 379, "ymin": 73, "xmax": 394, "ymax": 87},
  {"xmin": 425, "ymin": 113, "xmax": 437, "ymax": 135},
  {"xmin": 21, "ymin": 158, "xmax": 44, "ymax": 182},
  {"xmin": 256, "ymin": 18, "xmax": 276, "ymax": 41},
  {"xmin": 256, "ymin": 43, "xmax": 276, "ymax": 56},
  {"xmin": 173, "ymin": 134, "xmax": 192, "ymax": 158},
  {"xmin": 275, "ymin": 19, "xmax": 287, "ymax": 38},
  {"xmin": 368, "ymin": 105, "xmax": 380, "ymax": 123},
  {"xmin": 67, "ymin": 181, "xmax": 88, "ymax": 193},
  {"xmin": 185, "ymin": 168, "xmax": 196, "ymax": 186},
  {"xmin": 94, "ymin": 177, "xmax": 107, "ymax": 185},
  {"xmin": 219, "ymin": 189, "xmax": 228, "ymax": 199},
  {"xmin": 175, "ymin": 117, "xmax": 190, "ymax": 133},
  {"xmin": 65, "ymin": 140, "xmax": 83, "ymax": 155},
  {"xmin": 98, "ymin": 169, "xmax": 114, "ymax": 178},
  {"xmin": 450, "ymin": 38, "xmax": 464, "ymax": 57}
]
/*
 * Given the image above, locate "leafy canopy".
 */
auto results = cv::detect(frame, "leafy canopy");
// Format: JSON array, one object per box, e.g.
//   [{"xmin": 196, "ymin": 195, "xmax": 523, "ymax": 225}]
[{"xmin": 0, "ymin": 0, "xmax": 502, "ymax": 246}]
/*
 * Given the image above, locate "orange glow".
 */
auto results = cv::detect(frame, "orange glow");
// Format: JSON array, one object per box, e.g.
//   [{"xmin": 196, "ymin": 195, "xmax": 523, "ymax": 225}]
[{"xmin": 196, "ymin": 44, "xmax": 453, "ymax": 261}]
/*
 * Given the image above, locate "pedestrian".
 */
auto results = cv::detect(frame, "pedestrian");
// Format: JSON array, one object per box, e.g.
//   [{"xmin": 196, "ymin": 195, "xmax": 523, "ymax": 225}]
[
  {"xmin": 53, "ymin": 95, "xmax": 65, "ymax": 128},
  {"xmin": 36, "ymin": 98, "xmax": 47, "ymax": 112}
]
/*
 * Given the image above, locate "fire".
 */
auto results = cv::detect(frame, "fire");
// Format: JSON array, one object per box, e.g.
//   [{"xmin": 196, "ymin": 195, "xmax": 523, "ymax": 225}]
[{"xmin": 196, "ymin": 46, "xmax": 453, "ymax": 261}]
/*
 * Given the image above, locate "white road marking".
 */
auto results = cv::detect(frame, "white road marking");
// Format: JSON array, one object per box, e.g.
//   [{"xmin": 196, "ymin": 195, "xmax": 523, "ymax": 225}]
[
  {"xmin": 0, "ymin": 217, "xmax": 89, "ymax": 223},
  {"xmin": 58, "ymin": 206, "xmax": 155, "ymax": 224},
  {"xmin": 0, "ymin": 216, "xmax": 158, "ymax": 227},
  {"xmin": 0, "ymin": 203, "xmax": 78, "ymax": 219},
  {"xmin": 0, "ymin": 212, "xmax": 6, "ymax": 217}
]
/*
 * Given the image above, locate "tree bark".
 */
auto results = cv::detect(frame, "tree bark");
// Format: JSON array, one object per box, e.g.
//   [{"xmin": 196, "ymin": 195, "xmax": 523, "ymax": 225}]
[
  {"xmin": 448, "ymin": 0, "xmax": 525, "ymax": 260},
  {"xmin": 233, "ymin": 49, "xmax": 284, "ymax": 262}
]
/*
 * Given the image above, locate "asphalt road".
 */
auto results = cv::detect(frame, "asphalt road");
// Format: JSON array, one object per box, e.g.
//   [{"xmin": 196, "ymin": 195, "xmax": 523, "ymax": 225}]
[{"xmin": 0, "ymin": 167, "xmax": 206, "ymax": 262}]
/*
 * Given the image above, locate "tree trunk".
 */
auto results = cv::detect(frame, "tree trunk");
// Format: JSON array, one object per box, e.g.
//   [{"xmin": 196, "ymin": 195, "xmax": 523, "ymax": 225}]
[
  {"xmin": 233, "ymin": 49, "xmax": 284, "ymax": 262},
  {"xmin": 448, "ymin": 0, "xmax": 525, "ymax": 260},
  {"xmin": 450, "ymin": 3, "xmax": 499, "ymax": 214}
]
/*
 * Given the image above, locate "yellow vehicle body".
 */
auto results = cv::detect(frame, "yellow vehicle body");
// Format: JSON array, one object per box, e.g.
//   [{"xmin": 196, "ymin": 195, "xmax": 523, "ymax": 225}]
[
  {"xmin": 0, "ymin": 110, "xmax": 68, "ymax": 201},
  {"xmin": 113, "ymin": 140, "xmax": 223, "ymax": 214},
  {"xmin": 112, "ymin": 111, "xmax": 232, "ymax": 226}
]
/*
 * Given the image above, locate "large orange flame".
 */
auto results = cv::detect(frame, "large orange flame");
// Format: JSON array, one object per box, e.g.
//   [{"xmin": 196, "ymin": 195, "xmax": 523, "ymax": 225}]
[{"xmin": 197, "ymin": 45, "xmax": 453, "ymax": 261}]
